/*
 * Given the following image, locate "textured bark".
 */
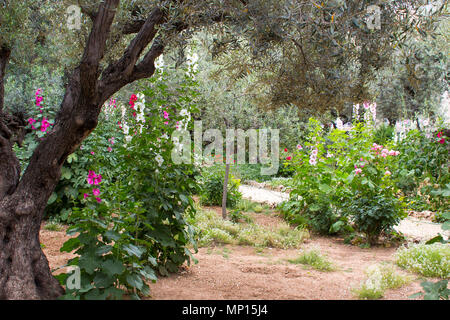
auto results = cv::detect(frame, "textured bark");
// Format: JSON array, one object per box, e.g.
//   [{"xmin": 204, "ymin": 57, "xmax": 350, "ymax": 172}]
[{"xmin": 0, "ymin": 0, "xmax": 167, "ymax": 300}]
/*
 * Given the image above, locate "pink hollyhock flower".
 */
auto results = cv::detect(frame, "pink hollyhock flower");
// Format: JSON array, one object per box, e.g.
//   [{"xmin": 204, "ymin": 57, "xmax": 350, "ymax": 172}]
[
  {"xmin": 83, "ymin": 193, "xmax": 89, "ymax": 199},
  {"xmin": 108, "ymin": 147, "xmax": 113, "ymax": 152},
  {"xmin": 297, "ymin": 144, "xmax": 302, "ymax": 150},
  {"xmin": 94, "ymin": 174, "xmax": 102, "ymax": 185},
  {"xmin": 385, "ymin": 170, "xmax": 391, "ymax": 176},
  {"xmin": 87, "ymin": 171, "xmax": 97, "ymax": 185},
  {"xmin": 163, "ymin": 111, "xmax": 170, "ymax": 119},
  {"xmin": 360, "ymin": 163, "xmax": 365, "ymax": 168},
  {"xmin": 28, "ymin": 118, "xmax": 36, "ymax": 129},
  {"xmin": 311, "ymin": 149, "xmax": 318, "ymax": 156},
  {"xmin": 355, "ymin": 168, "xmax": 362, "ymax": 175},
  {"xmin": 439, "ymin": 138, "xmax": 445, "ymax": 144},
  {"xmin": 91, "ymin": 151, "xmax": 95, "ymax": 155},
  {"xmin": 41, "ymin": 118, "xmax": 51, "ymax": 132},
  {"xmin": 437, "ymin": 131, "xmax": 442, "ymax": 138},
  {"xmin": 87, "ymin": 171, "xmax": 102, "ymax": 185},
  {"xmin": 164, "ymin": 121, "xmax": 168, "ymax": 125},
  {"xmin": 95, "ymin": 197, "xmax": 102, "ymax": 203},
  {"xmin": 92, "ymin": 188, "xmax": 101, "ymax": 196},
  {"xmin": 309, "ymin": 158, "xmax": 317, "ymax": 166}
]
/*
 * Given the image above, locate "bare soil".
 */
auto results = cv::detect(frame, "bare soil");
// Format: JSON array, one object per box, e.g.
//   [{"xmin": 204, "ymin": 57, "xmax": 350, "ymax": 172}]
[{"xmin": 40, "ymin": 212, "xmax": 426, "ymax": 300}]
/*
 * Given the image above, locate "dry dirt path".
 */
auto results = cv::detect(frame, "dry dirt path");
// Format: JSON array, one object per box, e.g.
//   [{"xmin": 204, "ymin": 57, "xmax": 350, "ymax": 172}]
[{"xmin": 146, "ymin": 237, "xmax": 424, "ymax": 300}]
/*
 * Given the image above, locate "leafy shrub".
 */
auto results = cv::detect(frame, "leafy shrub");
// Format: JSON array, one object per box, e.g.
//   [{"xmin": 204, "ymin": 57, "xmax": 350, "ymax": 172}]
[
  {"xmin": 353, "ymin": 264, "xmax": 411, "ymax": 300},
  {"xmin": 395, "ymin": 125, "xmax": 449, "ymax": 212},
  {"xmin": 395, "ymin": 243, "xmax": 450, "ymax": 278},
  {"xmin": 282, "ymin": 115, "xmax": 405, "ymax": 242},
  {"xmin": 344, "ymin": 193, "xmax": 405, "ymax": 245},
  {"xmin": 199, "ymin": 165, "xmax": 242, "ymax": 208},
  {"xmin": 410, "ymin": 280, "xmax": 449, "ymax": 300},
  {"xmin": 373, "ymin": 124, "xmax": 394, "ymax": 145},
  {"xmin": 288, "ymin": 249, "xmax": 335, "ymax": 271}
]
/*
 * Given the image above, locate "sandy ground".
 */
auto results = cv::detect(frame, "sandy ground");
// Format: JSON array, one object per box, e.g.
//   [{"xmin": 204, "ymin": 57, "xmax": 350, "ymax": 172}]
[
  {"xmin": 38, "ymin": 184, "xmax": 444, "ymax": 300},
  {"xmin": 145, "ymin": 237, "xmax": 425, "ymax": 300},
  {"xmin": 40, "ymin": 219, "xmax": 427, "ymax": 300}
]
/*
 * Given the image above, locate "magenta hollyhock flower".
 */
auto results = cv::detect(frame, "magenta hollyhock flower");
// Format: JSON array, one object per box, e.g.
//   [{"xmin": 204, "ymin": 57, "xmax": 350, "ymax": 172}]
[
  {"xmin": 94, "ymin": 174, "xmax": 102, "ymax": 185},
  {"xmin": 439, "ymin": 138, "xmax": 445, "ymax": 144},
  {"xmin": 163, "ymin": 111, "xmax": 170, "ymax": 119},
  {"xmin": 87, "ymin": 171, "xmax": 97, "ymax": 185},
  {"xmin": 92, "ymin": 188, "xmax": 101, "ymax": 196},
  {"xmin": 108, "ymin": 147, "xmax": 113, "ymax": 152},
  {"xmin": 164, "ymin": 121, "xmax": 169, "ymax": 125},
  {"xmin": 286, "ymin": 156, "xmax": 292, "ymax": 161},
  {"xmin": 28, "ymin": 118, "xmax": 36, "ymax": 129},
  {"xmin": 41, "ymin": 118, "xmax": 51, "ymax": 132},
  {"xmin": 90, "ymin": 151, "xmax": 95, "ymax": 155},
  {"xmin": 83, "ymin": 193, "xmax": 89, "ymax": 199},
  {"xmin": 95, "ymin": 197, "xmax": 102, "ymax": 203},
  {"xmin": 437, "ymin": 131, "xmax": 442, "ymax": 138}
]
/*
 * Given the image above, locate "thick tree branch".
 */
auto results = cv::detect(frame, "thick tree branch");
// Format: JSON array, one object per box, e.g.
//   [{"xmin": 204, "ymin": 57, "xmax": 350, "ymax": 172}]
[
  {"xmin": 101, "ymin": 8, "xmax": 164, "ymax": 85},
  {"xmin": 0, "ymin": 45, "xmax": 11, "ymax": 112},
  {"xmin": 79, "ymin": 0, "xmax": 120, "ymax": 99}
]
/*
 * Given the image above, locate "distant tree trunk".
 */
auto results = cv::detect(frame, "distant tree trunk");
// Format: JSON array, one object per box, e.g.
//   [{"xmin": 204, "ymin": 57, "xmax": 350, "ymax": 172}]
[
  {"xmin": 222, "ymin": 163, "xmax": 230, "ymax": 219},
  {"xmin": 0, "ymin": 0, "xmax": 167, "ymax": 299}
]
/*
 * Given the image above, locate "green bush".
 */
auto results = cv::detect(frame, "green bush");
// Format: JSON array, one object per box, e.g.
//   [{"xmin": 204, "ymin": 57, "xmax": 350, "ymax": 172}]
[
  {"xmin": 199, "ymin": 165, "xmax": 242, "ymax": 208},
  {"xmin": 373, "ymin": 124, "xmax": 394, "ymax": 145},
  {"xmin": 344, "ymin": 193, "xmax": 406, "ymax": 245},
  {"xmin": 282, "ymin": 116, "xmax": 405, "ymax": 243}
]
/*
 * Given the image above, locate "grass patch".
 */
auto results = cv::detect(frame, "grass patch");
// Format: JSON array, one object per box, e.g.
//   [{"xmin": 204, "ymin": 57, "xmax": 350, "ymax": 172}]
[
  {"xmin": 44, "ymin": 220, "xmax": 64, "ymax": 232},
  {"xmin": 188, "ymin": 208, "xmax": 309, "ymax": 249},
  {"xmin": 353, "ymin": 264, "xmax": 413, "ymax": 300},
  {"xmin": 287, "ymin": 249, "xmax": 335, "ymax": 271},
  {"xmin": 395, "ymin": 243, "xmax": 450, "ymax": 279}
]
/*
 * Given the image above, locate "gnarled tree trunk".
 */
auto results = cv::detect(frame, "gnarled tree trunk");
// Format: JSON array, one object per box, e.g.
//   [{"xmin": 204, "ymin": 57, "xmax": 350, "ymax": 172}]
[{"xmin": 0, "ymin": 0, "xmax": 166, "ymax": 299}]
